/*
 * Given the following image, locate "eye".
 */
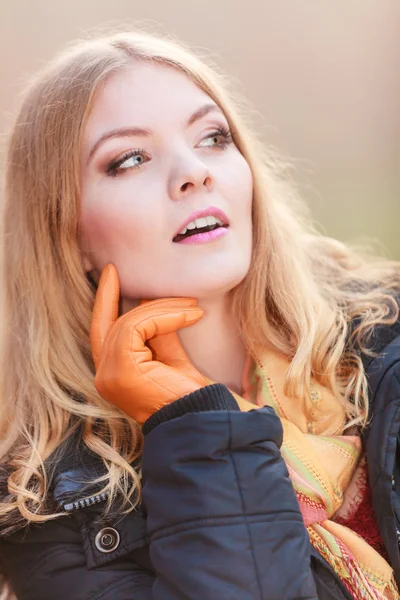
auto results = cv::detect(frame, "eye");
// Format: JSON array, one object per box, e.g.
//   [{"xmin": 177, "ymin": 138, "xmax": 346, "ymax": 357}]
[
  {"xmin": 106, "ymin": 149, "xmax": 149, "ymax": 177},
  {"xmin": 198, "ymin": 126, "xmax": 233, "ymax": 149}
]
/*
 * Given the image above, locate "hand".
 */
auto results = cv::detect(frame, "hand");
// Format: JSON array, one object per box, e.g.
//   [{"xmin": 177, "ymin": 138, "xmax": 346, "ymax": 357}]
[
  {"xmin": 90, "ymin": 264, "xmax": 207, "ymax": 424},
  {"xmin": 145, "ymin": 316, "xmax": 256, "ymax": 414}
]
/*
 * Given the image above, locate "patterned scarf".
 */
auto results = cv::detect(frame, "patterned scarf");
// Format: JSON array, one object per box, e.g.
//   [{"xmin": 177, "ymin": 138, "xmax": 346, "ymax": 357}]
[{"xmin": 237, "ymin": 348, "xmax": 399, "ymax": 600}]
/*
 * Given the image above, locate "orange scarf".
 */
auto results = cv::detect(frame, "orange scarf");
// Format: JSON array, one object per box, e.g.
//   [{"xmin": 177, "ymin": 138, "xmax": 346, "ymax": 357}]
[{"xmin": 236, "ymin": 348, "xmax": 399, "ymax": 600}]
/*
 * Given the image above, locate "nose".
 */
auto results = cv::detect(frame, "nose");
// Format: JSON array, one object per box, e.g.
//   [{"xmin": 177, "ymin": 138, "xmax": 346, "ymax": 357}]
[{"xmin": 168, "ymin": 155, "xmax": 213, "ymax": 201}]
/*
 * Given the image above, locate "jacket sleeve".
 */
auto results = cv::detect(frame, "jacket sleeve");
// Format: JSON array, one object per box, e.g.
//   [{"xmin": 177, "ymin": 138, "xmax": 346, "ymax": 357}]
[
  {"xmin": 0, "ymin": 384, "xmax": 319, "ymax": 600},
  {"xmin": 141, "ymin": 384, "xmax": 318, "ymax": 600}
]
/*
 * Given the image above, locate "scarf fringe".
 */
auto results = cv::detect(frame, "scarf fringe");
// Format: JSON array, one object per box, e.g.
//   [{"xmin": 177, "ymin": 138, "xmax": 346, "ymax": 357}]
[{"xmin": 309, "ymin": 528, "xmax": 398, "ymax": 600}]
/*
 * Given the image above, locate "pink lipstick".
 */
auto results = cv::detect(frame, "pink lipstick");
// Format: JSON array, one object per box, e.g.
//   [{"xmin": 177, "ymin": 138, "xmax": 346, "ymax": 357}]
[
  {"xmin": 173, "ymin": 206, "xmax": 229, "ymax": 244},
  {"xmin": 176, "ymin": 226, "xmax": 228, "ymax": 245}
]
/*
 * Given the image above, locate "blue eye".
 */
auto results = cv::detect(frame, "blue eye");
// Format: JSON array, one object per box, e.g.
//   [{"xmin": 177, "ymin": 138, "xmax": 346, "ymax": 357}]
[
  {"xmin": 106, "ymin": 149, "xmax": 148, "ymax": 177},
  {"xmin": 119, "ymin": 154, "xmax": 145, "ymax": 169}
]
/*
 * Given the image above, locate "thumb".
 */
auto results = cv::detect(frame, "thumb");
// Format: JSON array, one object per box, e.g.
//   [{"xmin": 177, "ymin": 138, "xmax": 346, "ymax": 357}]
[
  {"xmin": 149, "ymin": 329, "xmax": 190, "ymax": 365},
  {"xmin": 90, "ymin": 264, "xmax": 120, "ymax": 369},
  {"xmin": 124, "ymin": 301, "xmax": 202, "ymax": 360},
  {"xmin": 140, "ymin": 298, "xmax": 198, "ymax": 366}
]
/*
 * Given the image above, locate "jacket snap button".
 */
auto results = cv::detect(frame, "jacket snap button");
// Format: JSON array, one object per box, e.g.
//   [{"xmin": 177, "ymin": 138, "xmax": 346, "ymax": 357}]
[
  {"xmin": 392, "ymin": 475, "xmax": 396, "ymax": 490},
  {"xmin": 95, "ymin": 527, "xmax": 120, "ymax": 553}
]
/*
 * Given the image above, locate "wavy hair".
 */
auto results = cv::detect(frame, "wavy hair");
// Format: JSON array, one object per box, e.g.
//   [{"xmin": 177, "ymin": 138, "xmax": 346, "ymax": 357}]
[{"xmin": 1, "ymin": 30, "xmax": 400, "ymax": 536}]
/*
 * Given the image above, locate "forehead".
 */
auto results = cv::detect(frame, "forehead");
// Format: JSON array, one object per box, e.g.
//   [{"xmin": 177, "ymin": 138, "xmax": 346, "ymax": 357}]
[{"xmin": 84, "ymin": 63, "xmax": 214, "ymax": 139}]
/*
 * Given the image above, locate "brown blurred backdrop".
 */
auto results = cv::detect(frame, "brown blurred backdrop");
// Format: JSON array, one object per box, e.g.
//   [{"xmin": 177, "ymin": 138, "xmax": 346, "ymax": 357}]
[{"xmin": 1, "ymin": 0, "xmax": 399, "ymax": 256}]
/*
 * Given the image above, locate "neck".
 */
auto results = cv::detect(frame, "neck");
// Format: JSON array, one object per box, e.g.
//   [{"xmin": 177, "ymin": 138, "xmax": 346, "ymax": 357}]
[{"xmin": 178, "ymin": 294, "xmax": 246, "ymax": 394}]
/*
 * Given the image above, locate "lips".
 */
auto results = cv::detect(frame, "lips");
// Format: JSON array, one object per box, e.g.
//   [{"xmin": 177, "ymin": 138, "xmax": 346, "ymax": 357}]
[{"xmin": 173, "ymin": 207, "xmax": 229, "ymax": 243}]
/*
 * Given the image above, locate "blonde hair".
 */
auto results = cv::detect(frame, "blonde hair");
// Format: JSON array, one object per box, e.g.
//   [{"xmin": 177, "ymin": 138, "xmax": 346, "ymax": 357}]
[{"xmin": 1, "ymin": 30, "xmax": 400, "ymax": 534}]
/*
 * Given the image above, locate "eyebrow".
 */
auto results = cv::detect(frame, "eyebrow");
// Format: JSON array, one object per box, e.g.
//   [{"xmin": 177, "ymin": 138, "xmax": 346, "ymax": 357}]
[{"xmin": 87, "ymin": 103, "xmax": 223, "ymax": 164}]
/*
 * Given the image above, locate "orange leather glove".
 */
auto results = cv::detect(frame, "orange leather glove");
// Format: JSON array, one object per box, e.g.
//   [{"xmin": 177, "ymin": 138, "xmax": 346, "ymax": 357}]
[{"xmin": 90, "ymin": 264, "xmax": 208, "ymax": 424}]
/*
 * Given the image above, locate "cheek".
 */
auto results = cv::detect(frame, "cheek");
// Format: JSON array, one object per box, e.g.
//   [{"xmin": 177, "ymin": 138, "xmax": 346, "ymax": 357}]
[
  {"xmin": 79, "ymin": 183, "xmax": 157, "ymax": 266},
  {"xmin": 228, "ymin": 155, "xmax": 253, "ymax": 217}
]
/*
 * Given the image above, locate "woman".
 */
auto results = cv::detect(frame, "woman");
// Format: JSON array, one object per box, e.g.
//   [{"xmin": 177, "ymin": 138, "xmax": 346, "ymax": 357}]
[{"xmin": 0, "ymin": 30, "xmax": 400, "ymax": 600}]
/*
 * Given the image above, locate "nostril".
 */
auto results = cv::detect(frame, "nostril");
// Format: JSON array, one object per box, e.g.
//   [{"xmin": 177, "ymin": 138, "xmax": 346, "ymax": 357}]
[{"xmin": 181, "ymin": 182, "xmax": 190, "ymax": 192}]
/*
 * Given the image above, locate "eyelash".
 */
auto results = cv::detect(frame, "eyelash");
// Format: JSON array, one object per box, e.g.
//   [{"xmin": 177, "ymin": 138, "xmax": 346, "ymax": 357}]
[
  {"xmin": 106, "ymin": 149, "xmax": 147, "ymax": 178},
  {"xmin": 105, "ymin": 126, "xmax": 233, "ymax": 177}
]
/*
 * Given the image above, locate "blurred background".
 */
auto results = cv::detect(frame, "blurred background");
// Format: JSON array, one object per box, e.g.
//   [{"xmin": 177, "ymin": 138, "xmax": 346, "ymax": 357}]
[{"xmin": 0, "ymin": 0, "xmax": 399, "ymax": 257}]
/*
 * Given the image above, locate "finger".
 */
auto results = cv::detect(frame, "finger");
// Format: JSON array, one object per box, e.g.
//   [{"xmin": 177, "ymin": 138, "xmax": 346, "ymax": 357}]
[
  {"xmin": 148, "ymin": 331, "xmax": 208, "ymax": 388},
  {"xmin": 121, "ymin": 297, "xmax": 199, "ymax": 328},
  {"xmin": 116, "ymin": 305, "xmax": 203, "ymax": 354},
  {"xmin": 138, "ymin": 298, "xmax": 198, "ymax": 363},
  {"xmin": 149, "ymin": 331, "xmax": 190, "ymax": 364},
  {"xmin": 131, "ymin": 308, "xmax": 203, "ymax": 372},
  {"xmin": 139, "ymin": 297, "xmax": 198, "ymax": 309},
  {"xmin": 90, "ymin": 263, "xmax": 120, "ymax": 369}
]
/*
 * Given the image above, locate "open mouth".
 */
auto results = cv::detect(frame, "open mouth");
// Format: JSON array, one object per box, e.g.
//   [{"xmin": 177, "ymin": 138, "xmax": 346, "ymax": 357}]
[{"xmin": 173, "ymin": 216, "xmax": 227, "ymax": 243}]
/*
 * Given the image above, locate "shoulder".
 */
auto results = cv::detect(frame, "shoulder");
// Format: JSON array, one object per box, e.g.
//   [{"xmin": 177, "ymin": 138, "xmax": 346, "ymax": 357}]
[
  {"xmin": 359, "ymin": 294, "xmax": 400, "ymax": 443},
  {"xmin": 359, "ymin": 294, "xmax": 400, "ymax": 394},
  {"xmin": 344, "ymin": 292, "xmax": 400, "ymax": 405},
  {"xmin": 344, "ymin": 293, "xmax": 400, "ymax": 421},
  {"xmin": 0, "ymin": 428, "xmax": 141, "ymax": 537},
  {"xmin": 351, "ymin": 293, "xmax": 400, "ymax": 372},
  {"xmin": 0, "ymin": 429, "xmax": 96, "ymax": 536},
  {"xmin": 358, "ymin": 294, "xmax": 400, "ymax": 415},
  {"xmin": 0, "ymin": 436, "xmax": 152, "ymax": 598}
]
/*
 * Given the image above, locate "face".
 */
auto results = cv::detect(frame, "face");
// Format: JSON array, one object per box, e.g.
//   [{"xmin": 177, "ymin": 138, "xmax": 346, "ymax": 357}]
[{"xmin": 80, "ymin": 62, "xmax": 253, "ymax": 305}]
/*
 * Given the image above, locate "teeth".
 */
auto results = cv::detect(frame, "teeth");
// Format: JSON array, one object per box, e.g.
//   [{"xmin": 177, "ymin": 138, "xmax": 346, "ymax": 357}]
[
  {"xmin": 195, "ymin": 217, "xmax": 208, "ymax": 228},
  {"xmin": 206, "ymin": 216, "xmax": 221, "ymax": 226},
  {"xmin": 178, "ymin": 215, "xmax": 224, "ymax": 236}
]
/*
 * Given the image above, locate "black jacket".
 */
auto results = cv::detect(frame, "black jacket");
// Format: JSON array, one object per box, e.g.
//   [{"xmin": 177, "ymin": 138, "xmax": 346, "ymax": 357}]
[{"xmin": 1, "ymin": 318, "xmax": 400, "ymax": 600}]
